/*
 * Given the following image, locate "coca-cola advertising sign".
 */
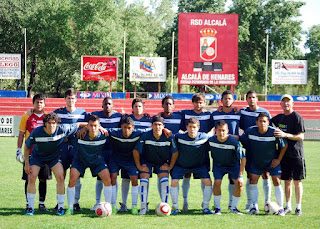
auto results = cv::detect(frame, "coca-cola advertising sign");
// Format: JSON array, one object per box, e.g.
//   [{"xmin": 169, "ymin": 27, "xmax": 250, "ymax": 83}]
[{"xmin": 81, "ymin": 56, "xmax": 118, "ymax": 81}]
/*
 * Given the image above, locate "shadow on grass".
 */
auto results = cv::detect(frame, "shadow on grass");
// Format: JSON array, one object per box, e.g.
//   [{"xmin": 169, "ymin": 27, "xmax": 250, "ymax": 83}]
[{"xmin": 0, "ymin": 207, "xmax": 63, "ymax": 216}]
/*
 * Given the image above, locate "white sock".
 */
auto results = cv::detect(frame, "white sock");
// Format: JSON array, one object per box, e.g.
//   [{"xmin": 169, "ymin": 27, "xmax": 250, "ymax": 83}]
[
  {"xmin": 182, "ymin": 177, "xmax": 190, "ymax": 204},
  {"xmin": 95, "ymin": 180, "xmax": 103, "ymax": 204},
  {"xmin": 140, "ymin": 179, "xmax": 149, "ymax": 207},
  {"xmin": 157, "ymin": 177, "xmax": 161, "ymax": 198},
  {"xmin": 67, "ymin": 187, "xmax": 75, "ymax": 209},
  {"xmin": 214, "ymin": 195, "xmax": 221, "ymax": 209},
  {"xmin": 74, "ymin": 178, "xmax": 81, "ymax": 204},
  {"xmin": 296, "ymin": 204, "xmax": 301, "ymax": 210},
  {"xmin": 121, "ymin": 179, "xmax": 130, "ymax": 205},
  {"xmin": 274, "ymin": 185, "xmax": 284, "ymax": 208},
  {"xmin": 201, "ymin": 181, "xmax": 205, "ymax": 195},
  {"xmin": 246, "ymin": 179, "xmax": 252, "ymax": 206},
  {"xmin": 160, "ymin": 177, "xmax": 169, "ymax": 203},
  {"xmin": 286, "ymin": 201, "xmax": 292, "ymax": 209},
  {"xmin": 27, "ymin": 193, "xmax": 36, "ymax": 210},
  {"xmin": 263, "ymin": 178, "xmax": 271, "ymax": 204},
  {"xmin": 57, "ymin": 194, "xmax": 65, "ymax": 209},
  {"xmin": 228, "ymin": 183, "xmax": 235, "ymax": 206},
  {"xmin": 202, "ymin": 186, "xmax": 212, "ymax": 209},
  {"xmin": 131, "ymin": 185, "xmax": 139, "ymax": 207},
  {"xmin": 103, "ymin": 185, "xmax": 112, "ymax": 203},
  {"xmin": 170, "ymin": 186, "xmax": 179, "ymax": 209},
  {"xmin": 39, "ymin": 201, "xmax": 44, "ymax": 205},
  {"xmin": 111, "ymin": 185, "xmax": 117, "ymax": 207},
  {"xmin": 249, "ymin": 184, "xmax": 259, "ymax": 208},
  {"xmin": 231, "ymin": 196, "xmax": 240, "ymax": 209}
]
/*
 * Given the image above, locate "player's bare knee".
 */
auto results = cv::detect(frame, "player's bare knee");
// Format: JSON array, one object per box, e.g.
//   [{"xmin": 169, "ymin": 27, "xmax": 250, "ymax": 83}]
[
  {"xmin": 184, "ymin": 173, "xmax": 191, "ymax": 179},
  {"xmin": 171, "ymin": 179, "xmax": 179, "ymax": 187},
  {"xmin": 111, "ymin": 173, "xmax": 117, "ymax": 186},
  {"xmin": 130, "ymin": 176, "xmax": 138, "ymax": 186}
]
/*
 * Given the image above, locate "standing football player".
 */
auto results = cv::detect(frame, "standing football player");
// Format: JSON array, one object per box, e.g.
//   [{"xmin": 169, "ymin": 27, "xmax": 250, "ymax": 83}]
[
  {"xmin": 133, "ymin": 116, "xmax": 178, "ymax": 215},
  {"xmin": 271, "ymin": 94, "xmax": 306, "ymax": 216},
  {"xmin": 211, "ymin": 90, "xmax": 241, "ymax": 209},
  {"xmin": 171, "ymin": 117, "xmax": 212, "ymax": 214},
  {"xmin": 209, "ymin": 120, "xmax": 246, "ymax": 215},
  {"xmin": 180, "ymin": 93, "xmax": 213, "ymax": 211},
  {"xmin": 66, "ymin": 115, "xmax": 112, "ymax": 215},
  {"xmin": 89, "ymin": 97, "xmax": 122, "ymax": 212},
  {"xmin": 54, "ymin": 88, "xmax": 87, "ymax": 211},
  {"xmin": 17, "ymin": 93, "xmax": 52, "ymax": 212},
  {"xmin": 240, "ymin": 113, "xmax": 288, "ymax": 216},
  {"xmin": 24, "ymin": 113, "xmax": 85, "ymax": 215},
  {"xmin": 239, "ymin": 90, "xmax": 272, "ymax": 212}
]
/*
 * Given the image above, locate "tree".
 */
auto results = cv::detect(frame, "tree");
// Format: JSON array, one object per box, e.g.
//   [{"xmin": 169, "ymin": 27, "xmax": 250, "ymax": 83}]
[{"xmin": 305, "ymin": 25, "xmax": 320, "ymax": 94}]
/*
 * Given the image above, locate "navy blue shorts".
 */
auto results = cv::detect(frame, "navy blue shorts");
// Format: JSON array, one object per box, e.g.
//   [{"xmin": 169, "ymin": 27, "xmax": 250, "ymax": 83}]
[
  {"xmin": 71, "ymin": 154, "xmax": 107, "ymax": 177},
  {"xmin": 140, "ymin": 162, "xmax": 169, "ymax": 176},
  {"xmin": 29, "ymin": 154, "xmax": 61, "ymax": 169},
  {"xmin": 213, "ymin": 164, "xmax": 240, "ymax": 180},
  {"xmin": 171, "ymin": 164, "xmax": 210, "ymax": 180},
  {"xmin": 249, "ymin": 162, "xmax": 281, "ymax": 176},
  {"xmin": 109, "ymin": 158, "xmax": 139, "ymax": 176},
  {"xmin": 60, "ymin": 142, "xmax": 78, "ymax": 170}
]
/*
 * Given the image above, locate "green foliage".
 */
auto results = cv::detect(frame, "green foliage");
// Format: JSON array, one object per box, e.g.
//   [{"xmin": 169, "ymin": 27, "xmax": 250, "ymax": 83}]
[{"xmin": 305, "ymin": 25, "xmax": 320, "ymax": 94}]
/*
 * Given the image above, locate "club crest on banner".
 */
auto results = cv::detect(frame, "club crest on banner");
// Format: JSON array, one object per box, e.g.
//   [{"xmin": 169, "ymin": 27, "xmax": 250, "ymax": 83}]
[
  {"xmin": 200, "ymin": 28, "xmax": 217, "ymax": 61},
  {"xmin": 140, "ymin": 58, "xmax": 155, "ymax": 73}
]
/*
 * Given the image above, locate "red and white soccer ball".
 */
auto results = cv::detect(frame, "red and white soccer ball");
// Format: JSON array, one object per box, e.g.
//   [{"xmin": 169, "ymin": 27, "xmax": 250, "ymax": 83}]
[
  {"xmin": 264, "ymin": 202, "xmax": 280, "ymax": 215},
  {"xmin": 95, "ymin": 202, "xmax": 112, "ymax": 217},
  {"xmin": 155, "ymin": 202, "xmax": 171, "ymax": 216}
]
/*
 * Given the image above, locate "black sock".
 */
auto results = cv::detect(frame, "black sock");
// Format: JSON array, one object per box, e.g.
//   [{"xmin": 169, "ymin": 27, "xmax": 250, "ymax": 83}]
[
  {"xmin": 25, "ymin": 180, "xmax": 28, "ymax": 202},
  {"xmin": 39, "ymin": 180, "xmax": 47, "ymax": 203}
]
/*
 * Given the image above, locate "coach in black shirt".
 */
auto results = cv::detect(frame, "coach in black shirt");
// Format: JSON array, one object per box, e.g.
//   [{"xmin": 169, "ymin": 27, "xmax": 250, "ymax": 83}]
[{"xmin": 271, "ymin": 94, "xmax": 305, "ymax": 216}]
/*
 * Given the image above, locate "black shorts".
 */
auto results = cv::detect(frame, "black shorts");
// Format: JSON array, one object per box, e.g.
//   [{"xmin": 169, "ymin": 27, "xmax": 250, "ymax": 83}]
[
  {"xmin": 280, "ymin": 157, "xmax": 306, "ymax": 181},
  {"xmin": 22, "ymin": 163, "xmax": 52, "ymax": 180}
]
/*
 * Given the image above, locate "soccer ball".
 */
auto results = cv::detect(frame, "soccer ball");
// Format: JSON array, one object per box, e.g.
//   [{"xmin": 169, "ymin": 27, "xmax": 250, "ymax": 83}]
[
  {"xmin": 264, "ymin": 202, "xmax": 280, "ymax": 215},
  {"xmin": 95, "ymin": 202, "xmax": 112, "ymax": 217},
  {"xmin": 155, "ymin": 202, "xmax": 171, "ymax": 216}
]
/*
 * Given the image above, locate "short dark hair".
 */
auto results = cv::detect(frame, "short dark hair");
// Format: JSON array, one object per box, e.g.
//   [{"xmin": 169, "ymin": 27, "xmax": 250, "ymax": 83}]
[
  {"xmin": 152, "ymin": 116, "xmax": 164, "ymax": 124},
  {"xmin": 192, "ymin": 93, "xmax": 205, "ymax": 103},
  {"xmin": 215, "ymin": 120, "xmax": 228, "ymax": 128},
  {"xmin": 162, "ymin": 95, "xmax": 175, "ymax": 105},
  {"xmin": 257, "ymin": 112, "xmax": 269, "ymax": 121},
  {"xmin": 187, "ymin": 117, "xmax": 200, "ymax": 126},
  {"xmin": 132, "ymin": 98, "xmax": 144, "ymax": 108},
  {"xmin": 65, "ymin": 88, "xmax": 76, "ymax": 98},
  {"xmin": 121, "ymin": 116, "xmax": 134, "ymax": 126},
  {"xmin": 88, "ymin": 114, "xmax": 100, "ymax": 123},
  {"xmin": 246, "ymin": 90, "xmax": 257, "ymax": 97},
  {"xmin": 33, "ymin": 93, "xmax": 46, "ymax": 104},
  {"xmin": 43, "ymin": 112, "xmax": 60, "ymax": 126},
  {"xmin": 221, "ymin": 90, "xmax": 233, "ymax": 100},
  {"xmin": 103, "ymin": 96, "xmax": 113, "ymax": 104}
]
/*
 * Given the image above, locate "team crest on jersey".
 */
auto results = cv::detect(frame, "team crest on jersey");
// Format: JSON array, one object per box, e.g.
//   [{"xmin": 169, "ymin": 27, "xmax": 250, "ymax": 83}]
[{"xmin": 200, "ymin": 28, "xmax": 217, "ymax": 61}]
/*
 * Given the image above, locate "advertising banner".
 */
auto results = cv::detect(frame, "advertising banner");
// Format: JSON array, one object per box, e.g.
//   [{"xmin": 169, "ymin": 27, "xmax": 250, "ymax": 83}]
[
  {"xmin": 81, "ymin": 56, "xmax": 118, "ymax": 81},
  {"xmin": 268, "ymin": 95, "xmax": 320, "ymax": 102},
  {"xmin": 0, "ymin": 116, "xmax": 14, "ymax": 136},
  {"xmin": 77, "ymin": 91, "xmax": 128, "ymax": 99},
  {"xmin": 130, "ymin": 57, "xmax": 167, "ymax": 82},
  {"xmin": 178, "ymin": 13, "xmax": 238, "ymax": 85},
  {"xmin": 148, "ymin": 93, "xmax": 236, "ymax": 101},
  {"xmin": 0, "ymin": 54, "xmax": 21, "ymax": 79},
  {"xmin": 271, "ymin": 60, "xmax": 308, "ymax": 84}
]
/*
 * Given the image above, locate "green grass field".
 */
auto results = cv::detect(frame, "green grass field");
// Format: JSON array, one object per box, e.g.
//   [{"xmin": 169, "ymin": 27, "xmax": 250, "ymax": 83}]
[{"xmin": 0, "ymin": 137, "xmax": 319, "ymax": 229}]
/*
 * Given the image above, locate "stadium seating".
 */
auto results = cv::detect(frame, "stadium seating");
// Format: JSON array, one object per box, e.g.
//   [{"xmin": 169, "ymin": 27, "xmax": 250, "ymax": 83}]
[{"xmin": 0, "ymin": 98, "xmax": 319, "ymax": 120}]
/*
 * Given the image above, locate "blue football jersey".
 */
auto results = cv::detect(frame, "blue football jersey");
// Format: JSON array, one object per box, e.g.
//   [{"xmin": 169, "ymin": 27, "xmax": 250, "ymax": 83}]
[
  {"xmin": 175, "ymin": 132, "xmax": 209, "ymax": 169},
  {"xmin": 90, "ymin": 110, "xmax": 122, "ymax": 129},
  {"xmin": 211, "ymin": 110, "xmax": 240, "ymax": 135},
  {"xmin": 209, "ymin": 135, "xmax": 244, "ymax": 167},
  {"xmin": 26, "ymin": 124, "xmax": 78, "ymax": 161},
  {"xmin": 239, "ymin": 107, "xmax": 271, "ymax": 131},
  {"xmin": 160, "ymin": 111, "xmax": 183, "ymax": 134},
  {"xmin": 54, "ymin": 107, "xmax": 87, "ymax": 123},
  {"xmin": 135, "ymin": 130, "xmax": 178, "ymax": 165},
  {"xmin": 181, "ymin": 109, "xmax": 213, "ymax": 133},
  {"xmin": 240, "ymin": 126, "xmax": 286, "ymax": 169},
  {"xmin": 126, "ymin": 114, "xmax": 152, "ymax": 130}
]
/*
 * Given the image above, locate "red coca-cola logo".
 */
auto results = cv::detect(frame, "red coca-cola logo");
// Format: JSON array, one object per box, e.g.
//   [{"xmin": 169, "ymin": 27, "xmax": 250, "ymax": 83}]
[{"xmin": 81, "ymin": 56, "xmax": 118, "ymax": 81}]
